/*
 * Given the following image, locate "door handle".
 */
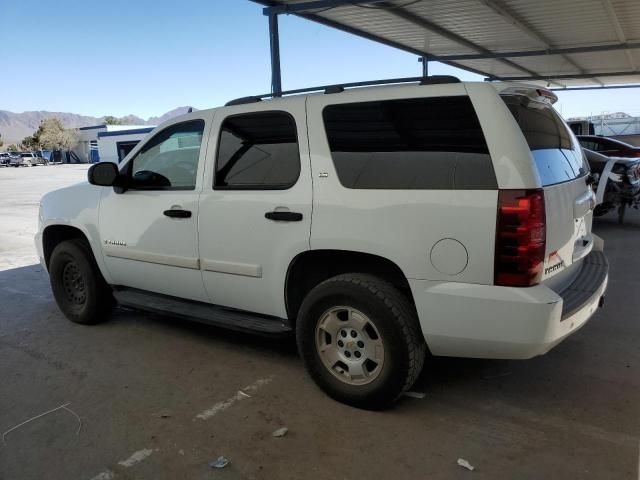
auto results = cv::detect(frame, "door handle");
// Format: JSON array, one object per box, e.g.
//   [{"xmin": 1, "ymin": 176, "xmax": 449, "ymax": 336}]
[
  {"xmin": 265, "ymin": 211, "xmax": 303, "ymax": 222},
  {"xmin": 164, "ymin": 209, "xmax": 192, "ymax": 219}
]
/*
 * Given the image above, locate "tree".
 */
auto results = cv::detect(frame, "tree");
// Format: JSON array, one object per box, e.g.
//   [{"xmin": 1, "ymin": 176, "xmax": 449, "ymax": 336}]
[
  {"xmin": 103, "ymin": 116, "xmax": 122, "ymax": 125},
  {"xmin": 21, "ymin": 135, "xmax": 39, "ymax": 150},
  {"xmin": 7, "ymin": 144, "xmax": 19, "ymax": 152},
  {"xmin": 34, "ymin": 118, "xmax": 78, "ymax": 150},
  {"xmin": 0, "ymin": 133, "xmax": 3, "ymax": 148}
]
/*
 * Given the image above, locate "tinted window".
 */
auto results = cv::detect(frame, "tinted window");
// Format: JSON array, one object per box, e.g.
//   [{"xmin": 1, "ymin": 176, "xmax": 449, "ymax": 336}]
[
  {"xmin": 322, "ymin": 96, "xmax": 496, "ymax": 190},
  {"xmin": 578, "ymin": 139, "xmax": 597, "ymax": 151},
  {"xmin": 130, "ymin": 120, "xmax": 204, "ymax": 190},
  {"xmin": 215, "ymin": 112, "xmax": 300, "ymax": 189},
  {"xmin": 502, "ymin": 95, "xmax": 587, "ymax": 186},
  {"xmin": 598, "ymin": 138, "xmax": 623, "ymax": 150}
]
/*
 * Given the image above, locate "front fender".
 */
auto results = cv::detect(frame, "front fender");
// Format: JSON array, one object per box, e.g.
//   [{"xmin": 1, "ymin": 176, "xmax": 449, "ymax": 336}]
[{"xmin": 38, "ymin": 182, "xmax": 112, "ymax": 283}]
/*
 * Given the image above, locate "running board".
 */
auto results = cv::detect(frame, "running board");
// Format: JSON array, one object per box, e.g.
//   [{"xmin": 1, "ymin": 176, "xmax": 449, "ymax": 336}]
[{"xmin": 113, "ymin": 288, "xmax": 292, "ymax": 336}]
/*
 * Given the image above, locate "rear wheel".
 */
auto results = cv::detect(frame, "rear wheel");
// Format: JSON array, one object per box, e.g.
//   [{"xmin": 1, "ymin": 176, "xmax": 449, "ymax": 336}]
[
  {"xmin": 49, "ymin": 239, "xmax": 114, "ymax": 324},
  {"xmin": 297, "ymin": 274, "xmax": 426, "ymax": 409}
]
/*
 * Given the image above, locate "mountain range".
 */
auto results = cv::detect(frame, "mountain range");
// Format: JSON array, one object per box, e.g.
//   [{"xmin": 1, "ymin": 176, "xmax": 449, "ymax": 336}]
[{"xmin": 0, "ymin": 107, "xmax": 194, "ymax": 145}]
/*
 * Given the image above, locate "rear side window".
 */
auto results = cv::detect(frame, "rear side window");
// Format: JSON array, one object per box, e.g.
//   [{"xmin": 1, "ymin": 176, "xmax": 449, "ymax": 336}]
[
  {"xmin": 215, "ymin": 111, "xmax": 300, "ymax": 190},
  {"xmin": 501, "ymin": 95, "xmax": 587, "ymax": 186},
  {"xmin": 322, "ymin": 96, "xmax": 496, "ymax": 190}
]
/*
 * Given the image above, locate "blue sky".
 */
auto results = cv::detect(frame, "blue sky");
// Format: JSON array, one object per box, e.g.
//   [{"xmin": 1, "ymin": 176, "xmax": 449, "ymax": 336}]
[{"xmin": 1, "ymin": 0, "xmax": 638, "ymax": 120}]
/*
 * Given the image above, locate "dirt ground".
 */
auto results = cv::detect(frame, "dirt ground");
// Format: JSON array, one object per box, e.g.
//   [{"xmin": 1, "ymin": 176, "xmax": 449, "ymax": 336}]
[{"xmin": 0, "ymin": 165, "xmax": 638, "ymax": 479}]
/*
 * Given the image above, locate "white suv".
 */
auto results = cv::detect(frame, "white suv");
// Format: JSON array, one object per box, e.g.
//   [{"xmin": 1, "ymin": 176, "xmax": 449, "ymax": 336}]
[{"xmin": 36, "ymin": 78, "xmax": 608, "ymax": 409}]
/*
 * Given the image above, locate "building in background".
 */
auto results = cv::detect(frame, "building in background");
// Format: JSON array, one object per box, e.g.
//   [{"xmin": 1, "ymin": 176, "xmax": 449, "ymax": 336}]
[
  {"xmin": 568, "ymin": 113, "xmax": 640, "ymax": 146},
  {"xmin": 97, "ymin": 127, "xmax": 155, "ymax": 163},
  {"xmin": 74, "ymin": 124, "xmax": 155, "ymax": 163}
]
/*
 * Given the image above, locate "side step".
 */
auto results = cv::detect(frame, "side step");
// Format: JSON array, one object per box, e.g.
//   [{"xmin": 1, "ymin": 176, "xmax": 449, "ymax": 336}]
[{"xmin": 113, "ymin": 288, "xmax": 292, "ymax": 336}]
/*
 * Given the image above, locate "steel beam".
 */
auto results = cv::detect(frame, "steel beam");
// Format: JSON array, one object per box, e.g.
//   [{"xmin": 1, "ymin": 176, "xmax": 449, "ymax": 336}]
[
  {"xmin": 379, "ymin": 2, "xmax": 550, "ymax": 82},
  {"xmin": 419, "ymin": 56, "xmax": 429, "ymax": 77},
  {"xmin": 477, "ymin": 0, "xmax": 601, "ymax": 86},
  {"xmin": 251, "ymin": 1, "xmax": 503, "ymax": 80},
  {"xmin": 601, "ymin": 0, "xmax": 636, "ymax": 70},
  {"xmin": 499, "ymin": 70, "xmax": 640, "ymax": 81},
  {"xmin": 429, "ymin": 42, "xmax": 640, "ymax": 61},
  {"xmin": 268, "ymin": 13, "xmax": 282, "ymax": 96},
  {"xmin": 263, "ymin": 0, "xmax": 385, "ymax": 15}
]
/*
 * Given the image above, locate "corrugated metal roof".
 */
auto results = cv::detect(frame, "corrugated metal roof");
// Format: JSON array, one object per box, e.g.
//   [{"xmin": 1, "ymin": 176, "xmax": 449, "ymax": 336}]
[{"xmin": 253, "ymin": 0, "xmax": 640, "ymax": 88}]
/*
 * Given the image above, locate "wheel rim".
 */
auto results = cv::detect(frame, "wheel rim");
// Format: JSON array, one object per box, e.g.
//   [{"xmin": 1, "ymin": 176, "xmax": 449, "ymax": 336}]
[
  {"xmin": 62, "ymin": 261, "xmax": 87, "ymax": 305},
  {"xmin": 315, "ymin": 306, "xmax": 385, "ymax": 386}
]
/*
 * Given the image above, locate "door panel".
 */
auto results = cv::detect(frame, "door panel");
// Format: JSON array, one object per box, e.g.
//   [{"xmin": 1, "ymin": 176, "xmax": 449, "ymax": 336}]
[
  {"xmin": 99, "ymin": 189, "xmax": 208, "ymax": 301},
  {"xmin": 98, "ymin": 114, "xmax": 212, "ymax": 301},
  {"xmin": 198, "ymin": 101, "xmax": 312, "ymax": 318}
]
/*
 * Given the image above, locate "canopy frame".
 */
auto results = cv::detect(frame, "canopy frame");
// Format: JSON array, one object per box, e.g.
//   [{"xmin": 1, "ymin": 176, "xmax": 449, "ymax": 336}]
[{"xmin": 254, "ymin": 0, "xmax": 640, "ymax": 95}]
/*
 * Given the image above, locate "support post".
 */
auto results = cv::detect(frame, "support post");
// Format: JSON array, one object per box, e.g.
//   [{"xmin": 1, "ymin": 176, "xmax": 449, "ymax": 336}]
[
  {"xmin": 420, "ymin": 56, "xmax": 429, "ymax": 77},
  {"xmin": 268, "ymin": 13, "xmax": 282, "ymax": 97}
]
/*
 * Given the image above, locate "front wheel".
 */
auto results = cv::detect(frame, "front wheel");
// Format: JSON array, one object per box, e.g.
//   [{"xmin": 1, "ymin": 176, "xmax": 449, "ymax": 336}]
[
  {"xmin": 297, "ymin": 274, "xmax": 426, "ymax": 410},
  {"xmin": 49, "ymin": 239, "xmax": 114, "ymax": 324}
]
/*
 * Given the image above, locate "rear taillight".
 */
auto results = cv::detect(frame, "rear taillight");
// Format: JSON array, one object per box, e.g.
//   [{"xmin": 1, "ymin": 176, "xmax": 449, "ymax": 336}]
[{"xmin": 495, "ymin": 189, "xmax": 546, "ymax": 287}]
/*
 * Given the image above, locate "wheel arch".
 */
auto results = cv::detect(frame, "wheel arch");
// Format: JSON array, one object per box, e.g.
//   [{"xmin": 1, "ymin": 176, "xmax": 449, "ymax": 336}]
[
  {"xmin": 285, "ymin": 249, "xmax": 415, "ymax": 322},
  {"xmin": 43, "ymin": 224, "xmax": 94, "ymax": 270}
]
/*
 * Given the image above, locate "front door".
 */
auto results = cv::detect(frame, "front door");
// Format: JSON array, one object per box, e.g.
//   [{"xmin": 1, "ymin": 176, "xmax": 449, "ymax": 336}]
[
  {"xmin": 98, "ymin": 115, "xmax": 212, "ymax": 302},
  {"xmin": 198, "ymin": 101, "xmax": 312, "ymax": 318}
]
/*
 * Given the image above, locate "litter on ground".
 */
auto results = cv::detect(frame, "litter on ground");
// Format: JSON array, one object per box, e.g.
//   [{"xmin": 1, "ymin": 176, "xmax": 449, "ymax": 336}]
[
  {"xmin": 210, "ymin": 456, "xmax": 230, "ymax": 469},
  {"xmin": 457, "ymin": 458, "xmax": 475, "ymax": 471},
  {"xmin": 272, "ymin": 427, "xmax": 289, "ymax": 438}
]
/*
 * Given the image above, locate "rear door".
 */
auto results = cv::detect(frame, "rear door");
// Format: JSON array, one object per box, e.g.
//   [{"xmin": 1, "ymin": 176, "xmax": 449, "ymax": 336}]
[
  {"xmin": 198, "ymin": 100, "xmax": 312, "ymax": 318},
  {"xmin": 501, "ymin": 94, "xmax": 594, "ymax": 288}
]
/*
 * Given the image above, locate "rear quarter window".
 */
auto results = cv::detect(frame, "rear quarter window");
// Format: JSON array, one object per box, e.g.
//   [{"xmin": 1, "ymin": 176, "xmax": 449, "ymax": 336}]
[
  {"xmin": 502, "ymin": 95, "xmax": 588, "ymax": 186},
  {"xmin": 322, "ymin": 96, "xmax": 497, "ymax": 190}
]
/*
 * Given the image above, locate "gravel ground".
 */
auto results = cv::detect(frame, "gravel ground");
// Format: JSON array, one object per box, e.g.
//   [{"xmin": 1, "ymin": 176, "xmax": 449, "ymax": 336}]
[{"xmin": 0, "ymin": 165, "xmax": 638, "ymax": 480}]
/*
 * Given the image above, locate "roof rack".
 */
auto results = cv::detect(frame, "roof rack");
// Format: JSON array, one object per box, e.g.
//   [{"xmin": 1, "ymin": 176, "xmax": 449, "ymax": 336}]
[
  {"xmin": 225, "ymin": 96, "xmax": 263, "ymax": 106},
  {"xmin": 225, "ymin": 75, "xmax": 460, "ymax": 106}
]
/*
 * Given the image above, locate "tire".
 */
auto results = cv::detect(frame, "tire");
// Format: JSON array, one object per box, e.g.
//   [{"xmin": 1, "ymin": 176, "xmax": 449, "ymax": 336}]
[
  {"xmin": 296, "ymin": 273, "xmax": 426, "ymax": 410},
  {"xmin": 49, "ymin": 239, "xmax": 114, "ymax": 325}
]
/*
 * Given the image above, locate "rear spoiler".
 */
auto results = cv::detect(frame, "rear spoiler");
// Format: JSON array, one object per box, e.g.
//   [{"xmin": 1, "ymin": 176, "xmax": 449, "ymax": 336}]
[{"xmin": 499, "ymin": 86, "xmax": 558, "ymax": 105}]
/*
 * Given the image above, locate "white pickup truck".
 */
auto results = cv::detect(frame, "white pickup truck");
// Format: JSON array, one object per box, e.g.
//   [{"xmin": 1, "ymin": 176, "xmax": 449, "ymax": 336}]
[{"xmin": 36, "ymin": 78, "xmax": 608, "ymax": 408}]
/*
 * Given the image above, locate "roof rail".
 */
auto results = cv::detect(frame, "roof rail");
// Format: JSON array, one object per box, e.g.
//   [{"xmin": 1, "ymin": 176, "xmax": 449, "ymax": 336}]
[
  {"xmin": 225, "ymin": 96, "xmax": 263, "ymax": 106},
  {"xmin": 224, "ymin": 75, "xmax": 461, "ymax": 105}
]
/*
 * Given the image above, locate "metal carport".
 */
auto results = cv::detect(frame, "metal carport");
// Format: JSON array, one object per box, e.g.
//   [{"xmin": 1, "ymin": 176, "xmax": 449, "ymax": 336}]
[{"xmin": 250, "ymin": 0, "xmax": 640, "ymax": 95}]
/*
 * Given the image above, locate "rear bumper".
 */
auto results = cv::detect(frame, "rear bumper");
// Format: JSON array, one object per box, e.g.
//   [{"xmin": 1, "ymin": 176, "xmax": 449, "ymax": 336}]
[{"xmin": 409, "ymin": 251, "xmax": 608, "ymax": 360}]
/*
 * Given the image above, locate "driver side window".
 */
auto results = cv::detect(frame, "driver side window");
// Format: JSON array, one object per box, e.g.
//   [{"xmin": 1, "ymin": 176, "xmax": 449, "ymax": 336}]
[{"xmin": 130, "ymin": 119, "xmax": 205, "ymax": 190}]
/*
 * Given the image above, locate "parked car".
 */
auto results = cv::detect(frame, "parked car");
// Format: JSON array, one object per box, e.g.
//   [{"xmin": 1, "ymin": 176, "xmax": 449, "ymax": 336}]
[
  {"xmin": 9, "ymin": 153, "xmax": 28, "ymax": 167},
  {"xmin": 11, "ymin": 152, "xmax": 47, "ymax": 167},
  {"xmin": 584, "ymin": 148, "xmax": 640, "ymax": 223},
  {"xmin": 25, "ymin": 152, "xmax": 47, "ymax": 166},
  {"xmin": 577, "ymin": 135, "xmax": 640, "ymax": 158},
  {"xmin": 36, "ymin": 80, "xmax": 608, "ymax": 409},
  {"xmin": 0, "ymin": 152, "xmax": 13, "ymax": 166}
]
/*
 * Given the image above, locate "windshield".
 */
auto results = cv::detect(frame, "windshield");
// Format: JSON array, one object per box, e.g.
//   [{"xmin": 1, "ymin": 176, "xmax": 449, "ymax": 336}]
[{"xmin": 502, "ymin": 94, "xmax": 588, "ymax": 186}]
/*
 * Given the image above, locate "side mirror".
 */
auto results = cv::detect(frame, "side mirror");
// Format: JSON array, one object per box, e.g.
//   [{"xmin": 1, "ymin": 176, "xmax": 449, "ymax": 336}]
[{"xmin": 88, "ymin": 162, "xmax": 119, "ymax": 186}]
